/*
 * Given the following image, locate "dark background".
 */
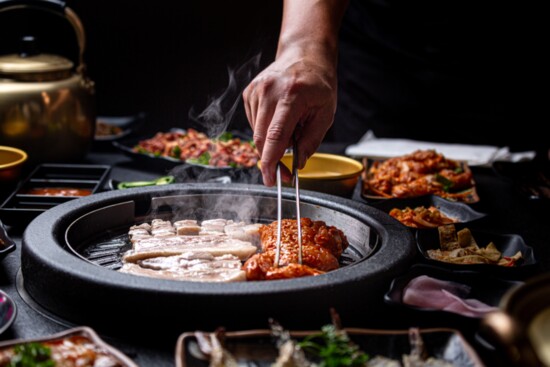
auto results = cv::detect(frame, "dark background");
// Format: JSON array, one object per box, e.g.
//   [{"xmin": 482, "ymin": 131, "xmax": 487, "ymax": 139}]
[{"xmin": 0, "ymin": 0, "xmax": 283, "ymax": 136}]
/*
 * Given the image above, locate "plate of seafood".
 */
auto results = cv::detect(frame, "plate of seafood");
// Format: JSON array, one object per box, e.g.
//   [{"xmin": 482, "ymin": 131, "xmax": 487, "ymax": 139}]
[
  {"xmin": 0, "ymin": 326, "xmax": 138, "ymax": 366},
  {"xmin": 361, "ymin": 149, "xmax": 480, "ymax": 203},
  {"xmin": 176, "ymin": 314, "xmax": 484, "ymax": 367},
  {"xmin": 384, "ymin": 264, "xmax": 522, "ymax": 320},
  {"xmin": 371, "ymin": 194, "xmax": 487, "ymax": 230},
  {"xmin": 415, "ymin": 223, "xmax": 537, "ymax": 274}
]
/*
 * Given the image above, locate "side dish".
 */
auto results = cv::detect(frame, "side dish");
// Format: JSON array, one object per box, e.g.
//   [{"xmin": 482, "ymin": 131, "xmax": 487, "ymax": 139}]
[
  {"xmin": 389, "ymin": 205, "xmax": 458, "ymax": 228},
  {"xmin": 0, "ymin": 333, "xmax": 130, "ymax": 367},
  {"xmin": 133, "ymin": 129, "xmax": 259, "ymax": 168},
  {"xmin": 363, "ymin": 149, "xmax": 478, "ymax": 202},
  {"xmin": 18, "ymin": 187, "xmax": 93, "ymax": 197},
  {"xmin": 188, "ymin": 320, "xmax": 460, "ymax": 367},
  {"xmin": 402, "ymin": 275, "xmax": 497, "ymax": 317},
  {"xmin": 427, "ymin": 224, "xmax": 523, "ymax": 266}
]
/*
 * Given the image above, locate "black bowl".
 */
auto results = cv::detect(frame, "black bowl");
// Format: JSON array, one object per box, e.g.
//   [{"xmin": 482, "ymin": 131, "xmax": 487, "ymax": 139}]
[
  {"xmin": 415, "ymin": 223, "xmax": 537, "ymax": 276},
  {"xmin": 384, "ymin": 264, "xmax": 523, "ymax": 322},
  {"xmin": 371, "ymin": 194, "xmax": 487, "ymax": 229}
]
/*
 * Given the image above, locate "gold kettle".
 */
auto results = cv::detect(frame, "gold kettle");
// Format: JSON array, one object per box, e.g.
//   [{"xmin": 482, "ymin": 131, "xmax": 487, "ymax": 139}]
[
  {"xmin": 481, "ymin": 272, "xmax": 550, "ymax": 367},
  {"xmin": 0, "ymin": 0, "xmax": 95, "ymax": 166}
]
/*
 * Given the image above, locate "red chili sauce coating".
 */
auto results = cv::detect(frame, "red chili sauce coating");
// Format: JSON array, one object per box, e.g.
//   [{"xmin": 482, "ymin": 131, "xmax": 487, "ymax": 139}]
[{"xmin": 20, "ymin": 187, "xmax": 93, "ymax": 197}]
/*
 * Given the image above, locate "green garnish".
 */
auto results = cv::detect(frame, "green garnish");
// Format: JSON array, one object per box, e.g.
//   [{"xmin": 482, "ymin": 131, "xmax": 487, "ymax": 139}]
[
  {"xmin": 117, "ymin": 175, "xmax": 175, "ymax": 189},
  {"xmin": 217, "ymin": 132, "xmax": 233, "ymax": 142},
  {"xmin": 171, "ymin": 145, "xmax": 182, "ymax": 158},
  {"xmin": 297, "ymin": 324, "xmax": 369, "ymax": 367},
  {"xmin": 187, "ymin": 152, "xmax": 211, "ymax": 166},
  {"xmin": 9, "ymin": 342, "xmax": 54, "ymax": 367},
  {"xmin": 248, "ymin": 140, "xmax": 256, "ymax": 149},
  {"xmin": 434, "ymin": 174, "xmax": 454, "ymax": 192}
]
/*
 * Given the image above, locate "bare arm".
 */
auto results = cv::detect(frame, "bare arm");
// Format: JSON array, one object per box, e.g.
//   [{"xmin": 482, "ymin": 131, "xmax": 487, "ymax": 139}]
[{"xmin": 243, "ymin": 0, "xmax": 349, "ymax": 186}]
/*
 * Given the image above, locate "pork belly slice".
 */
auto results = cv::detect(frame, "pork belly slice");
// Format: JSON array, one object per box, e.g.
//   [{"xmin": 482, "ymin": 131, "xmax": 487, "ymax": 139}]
[
  {"xmin": 200, "ymin": 218, "xmax": 230, "ymax": 233},
  {"xmin": 224, "ymin": 222, "xmax": 262, "ymax": 246},
  {"xmin": 150, "ymin": 219, "xmax": 176, "ymax": 236},
  {"xmin": 119, "ymin": 253, "xmax": 246, "ymax": 282},
  {"xmin": 123, "ymin": 234, "xmax": 257, "ymax": 262},
  {"xmin": 174, "ymin": 219, "xmax": 201, "ymax": 235}
]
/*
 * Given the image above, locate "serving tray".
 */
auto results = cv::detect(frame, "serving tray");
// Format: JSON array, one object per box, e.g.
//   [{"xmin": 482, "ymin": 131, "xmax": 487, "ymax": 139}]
[
  {"xmin": 176, "ymin": 327, "xmax": 485, "ymax": 367},
  {"xmin": 0, "ymin": 164, "xmax": 110, "ymax": 226},
  {"xmin": 0, "ymin": 326, "xmax": 138, "ymax": 366}
]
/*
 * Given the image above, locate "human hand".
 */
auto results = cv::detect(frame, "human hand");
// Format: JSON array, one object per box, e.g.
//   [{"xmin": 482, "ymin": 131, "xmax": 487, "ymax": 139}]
[{"xmin": 243, "ymin": 51, "xmax": 337, "ymax": 186}]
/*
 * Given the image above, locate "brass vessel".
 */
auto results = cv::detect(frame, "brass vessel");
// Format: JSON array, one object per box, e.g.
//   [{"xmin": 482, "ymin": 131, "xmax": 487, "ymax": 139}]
[{"xmin": 0, "ymin": 0, "xmax": 95, "ymax": 165}]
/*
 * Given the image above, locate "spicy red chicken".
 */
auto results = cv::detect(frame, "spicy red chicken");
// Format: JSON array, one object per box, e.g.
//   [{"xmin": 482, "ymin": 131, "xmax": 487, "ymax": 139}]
[
  {"xmin": 363, "ymin": 149, "xmax": 477, "ymax": 202},
  {"xmin": 243, "ymin": 218, "xmax": 349, "ymax": 280}
]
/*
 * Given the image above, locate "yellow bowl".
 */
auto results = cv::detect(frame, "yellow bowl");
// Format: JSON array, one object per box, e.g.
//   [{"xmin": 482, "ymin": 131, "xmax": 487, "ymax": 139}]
[
  {"xmin": 279, "ymin": 152, "xmax": 364, "ymax": 197},
  {"xmin": 0, "ymin": 145, "xmax": 28, "ymax": 183}
]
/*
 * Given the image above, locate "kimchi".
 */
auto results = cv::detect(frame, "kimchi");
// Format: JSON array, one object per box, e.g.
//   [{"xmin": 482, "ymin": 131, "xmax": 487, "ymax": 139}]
[{"xmin": 363, "ymin": 150, "xmax": 478, "ymax": 202}]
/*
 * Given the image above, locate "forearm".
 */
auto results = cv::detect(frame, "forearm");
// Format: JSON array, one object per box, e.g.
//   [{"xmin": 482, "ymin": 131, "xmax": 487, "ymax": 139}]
[{"xmin": 277, "ymin": 0, "xmax": 349, "ymax": 72}]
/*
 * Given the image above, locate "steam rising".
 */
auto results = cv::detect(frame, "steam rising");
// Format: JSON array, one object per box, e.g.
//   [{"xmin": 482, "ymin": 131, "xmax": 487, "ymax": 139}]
[
  {"xmin": 160, "ymin": 54, "xmax": 265, "ymax": 220},
  {"xmin": 188, "ymin": 53, "xmax": 261, "ymax": 138}
]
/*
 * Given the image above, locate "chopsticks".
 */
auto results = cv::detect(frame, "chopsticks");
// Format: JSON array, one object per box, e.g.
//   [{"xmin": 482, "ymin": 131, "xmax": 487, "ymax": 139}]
[
  {"xmin": 274, "ymin": 132, "xmax": 302, "ymax": 267},
  {"xmin": 292, "ymin": 134, "xmax": 302, "ymax": 265},
  {"xmin": 274, "ymin": 163, "xmax": 283, "ymax": 267}
]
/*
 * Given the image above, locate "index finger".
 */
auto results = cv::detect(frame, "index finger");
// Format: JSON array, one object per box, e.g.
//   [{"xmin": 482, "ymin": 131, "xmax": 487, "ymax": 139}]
[{"xmin": 259, "ymin": 98, "xmax": 303, "ymax": 186}]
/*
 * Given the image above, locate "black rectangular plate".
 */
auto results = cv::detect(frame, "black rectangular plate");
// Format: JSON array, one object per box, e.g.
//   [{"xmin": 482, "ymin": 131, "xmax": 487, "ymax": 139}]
[
  {"xmin": 0, "ymin": 164, "xmax": 110, "ymax": 227},
  {"xmin": 176, "ymin": 327, "xmax": 485, "ymax": 367}
]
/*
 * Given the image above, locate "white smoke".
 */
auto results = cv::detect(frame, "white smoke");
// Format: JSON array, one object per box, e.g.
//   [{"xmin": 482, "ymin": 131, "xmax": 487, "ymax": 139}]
[{"xmin": 188, "ymin": 53, "xmax": 261, "ymax": 138}]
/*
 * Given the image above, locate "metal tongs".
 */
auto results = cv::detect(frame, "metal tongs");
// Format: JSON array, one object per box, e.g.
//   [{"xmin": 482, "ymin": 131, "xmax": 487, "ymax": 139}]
[{"xmin": 274, "ymin": 132, "xmax": 302, "ymax": 267}]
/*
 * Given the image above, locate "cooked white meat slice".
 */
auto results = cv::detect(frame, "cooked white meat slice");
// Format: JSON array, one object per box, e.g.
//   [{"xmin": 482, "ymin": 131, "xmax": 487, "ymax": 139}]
[
  {"xmin": 119, "ymin": 261, "xmax": 246, "ymax": 282},
  {"xmin": 224, "ymin": 222, "xmax": 262, "ymax": 247},
  {"xmin": 123, "ymin": 235, "xmax": 257, "ymax": 262},
  {"xmin": 174, "ymin": 219, "xmax": 201, "ymax": 235},
  {"xmin": 200, "ymin": 218, "xmax": 230, "ymax": 233},
  {"xmin": 130, "ymin": 222, "xmax": 151, "ymax": 232},
  {"xmin": 173, "ymin": 219, "xmax": 198, "ymax": 226},
  {"xmin": 151, "ymin": 219, "xmax": 176, "ymax": 236},
  {"xmin": 128, "ymin": 223, "xmax": 152, "ymax": 242},
  {"xmin": 139, "ymin": 252, "xmax": 241, "ymax": 270}
]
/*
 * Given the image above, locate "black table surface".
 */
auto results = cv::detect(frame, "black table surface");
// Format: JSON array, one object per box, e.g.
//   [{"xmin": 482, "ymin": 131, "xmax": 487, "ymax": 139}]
[{"xmin": 1, "ymin": 144, "xmax": 549, "ymax": 367}]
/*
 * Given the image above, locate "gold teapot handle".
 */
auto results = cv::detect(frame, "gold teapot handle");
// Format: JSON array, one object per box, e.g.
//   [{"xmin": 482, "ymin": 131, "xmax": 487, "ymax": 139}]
[{"xmin": 0, "ymin": 0, "xmax": 88, "ymax": 75}]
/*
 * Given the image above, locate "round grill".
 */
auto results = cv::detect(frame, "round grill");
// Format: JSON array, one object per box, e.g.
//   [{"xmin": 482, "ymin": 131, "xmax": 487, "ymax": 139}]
[{"xmin": 21, "ymin": 183, "xmax": 415, "ymax": 339}]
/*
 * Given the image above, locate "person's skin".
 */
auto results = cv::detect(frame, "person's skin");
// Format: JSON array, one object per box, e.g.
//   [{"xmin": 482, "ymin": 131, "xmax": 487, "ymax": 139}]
[{"xmin": 243, "ymin": 0, "xmax": 349, "ymax": 186}]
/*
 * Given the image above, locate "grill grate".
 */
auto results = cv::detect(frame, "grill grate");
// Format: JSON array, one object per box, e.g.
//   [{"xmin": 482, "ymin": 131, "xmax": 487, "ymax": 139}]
[{"xmin": 79, "ymin": 228, "xmax": 372, "ymax": 272}]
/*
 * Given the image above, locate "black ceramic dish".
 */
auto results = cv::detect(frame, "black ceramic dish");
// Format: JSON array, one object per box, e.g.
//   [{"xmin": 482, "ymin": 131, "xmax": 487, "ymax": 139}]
[
  {"xmin": 0, "ymin": 219, "xmax": 16, "ymax": 260},
  {"xmin": 0, "ymin": 164, "xmax": 110, "ymax": 226},
  {"xmin": 415, "ymin": 223, "xmax": 537, "ymax": 275},
  {"xmin": 360, "ymin": 157, "xmax": 480, "ymax": 204},
  {"xmin": 0, "ymin": 289, "xmax": 16, "ymax": 335},
  {"xmin": 176, "ymin": 327, "xmax": 484, "ymax": 367},
  {"xmin": 384, "ymin": 264, "xmax": 523, "ymax": 321},
  {"xmin": 371, "ymin": 194, "xmax": 487, "ymax": 229},
  {"xmin": 0, "ymin": 326, "xmax": 138, "ymax": 366},
  {"xmin": 112, "ymin": 129, "xmax": 260, "ymax": 182},
  {"xmin": 94, "ymin": 113, "xmax": 145, "ymax": 142},
  {"xmin": 492, "ymin": 159, "xmax": 550, "ymax": 200}
]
